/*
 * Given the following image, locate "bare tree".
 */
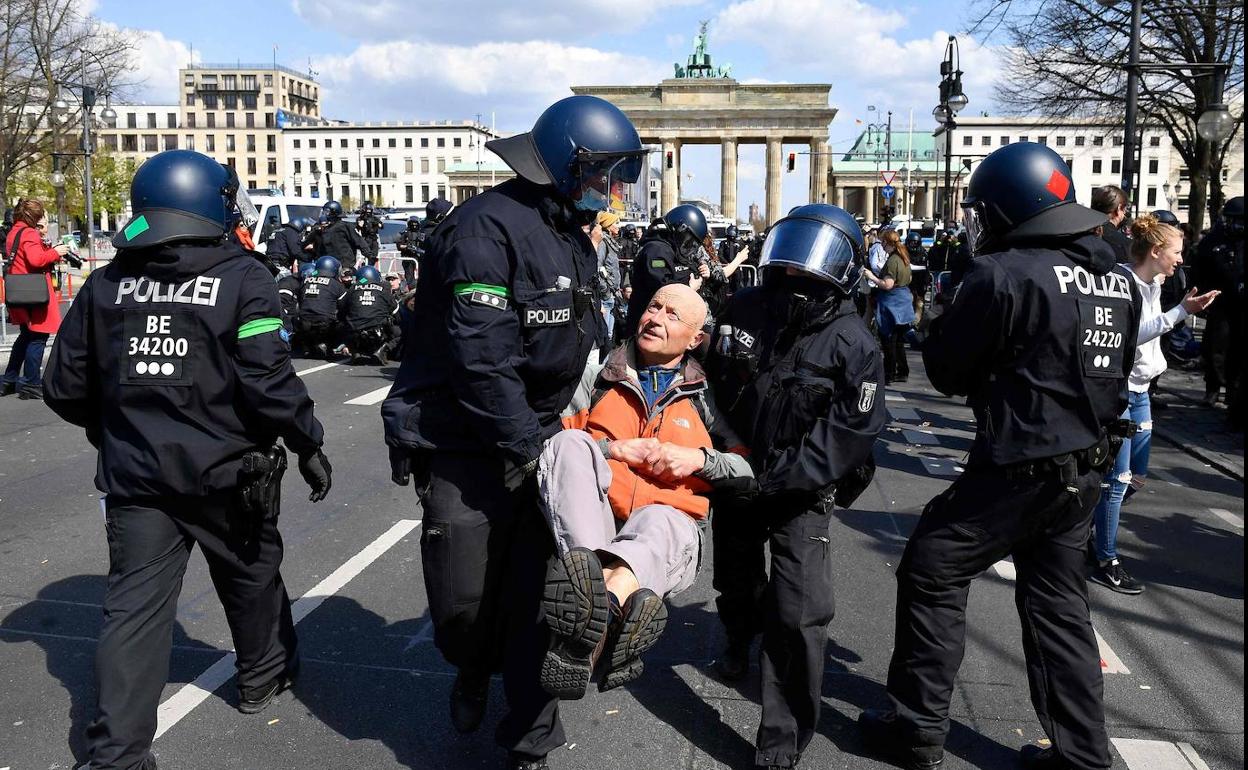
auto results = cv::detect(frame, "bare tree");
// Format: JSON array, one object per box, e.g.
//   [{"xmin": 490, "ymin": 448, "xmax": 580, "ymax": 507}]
[
  {"xmin": 0, "ymin": 0, "xmax": 137, "ymax": 206},
  {"xmin": 969, "ymin": 0, "xmax": 1244, "ymax": 233}
]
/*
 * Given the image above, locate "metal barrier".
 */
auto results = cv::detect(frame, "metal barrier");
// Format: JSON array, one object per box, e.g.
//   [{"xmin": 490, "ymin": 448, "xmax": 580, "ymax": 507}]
[{"xmin": 734, "ymin": 264, "xmax": 759, "ymax": 288}]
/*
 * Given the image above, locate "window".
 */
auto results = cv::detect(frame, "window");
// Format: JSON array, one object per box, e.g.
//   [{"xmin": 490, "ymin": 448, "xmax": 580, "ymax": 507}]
[
  {"xmin": 1149, "ymin": 136, "xmax": 1161, "ymax": 147},
  {"xmin": 1147, "ymin": 158, "xmax": 1159, "ymax": 174},
  {"xmin": 294, "ymin": 160, "xmax": 302, "ymax": 173},
  {"xmin": 1019, "ymin": 135, "xmax": 1029, "ymax": 143},
  {"xmin": 1146, "ymin": 187, "xmax": 1157, "ymax": 207},
  {"xmin": 225, "ymin": 157, "xmax": 235, "ymax": 169},
  {"xmin": 357, "ymin": 139, "xmax": 364, "ymax": 148},
  {"xmin": 1037, "ymin": 136, "xmax": 1048, "ymax": 145},
  {"xmin": 122, "ymin": 134, "xmax": 138, "ymax": 151},
  {"xmin": 203, "ymin": 93, "xmax": 218, "ymax": 109},
  {"xmin": 405, "ymin": 158, "xmax": 413, "ymax": 173},
  {"xmin": 437, "ymin": 157, "xmax": 446, "ymax": 173},
  {"xmin": 205, "ymin": 135, "xmax": 215, "ymax": 152},
  {"xmin": 247, "ymin": 158, "xmax": 257, "ymax": 175},
  {"xmin": 453, "ymin": 137, "xmax": 462, "ymax": 147},
  {"xmin": 372, "ymin": 138, "xmax": 380, "ymax": 148},
  {"xmin": 293, "ymin": 139, "xmax": 301, "ymax": 149},
  {"xmin": 266, "ymin": 135, "xmax": 276, "ymax": 152},
  {"xmin": 325, "ymin": 159, "xmax": 333, "ymax": 173},
  {"xmin": 421, "ymin": 158, "xmax": 430, "ymax": 173},
  {"xmin": 1000, "ymin": 135, "xmax": 1009, "ymax": 146},
  {"xmin": 264, "ymin": 113, "xmax": 274, "ymax": 128},
  {"xmin": 163, "ymin": 134, "xmax": 178, "ymax": 150},
  {"xmin": 264, "ymin": 74, "xmax": 273, "ymax": 87},
  {"xmin": 981, "ymin": 135, "xmax": 991, "ymax": 146},
  {"xmin": 309, "ymin": 139, "xmax": 317, "ymax": 149},
  {"xmin": 185, "ymin": 90, "xmax": 197, "ymax": 104},
  {"xmin": 452, "ymin": 157, "xmax": 461, "ymax": 165},
  {"xmin": 405, "ymin": 185, "xmax": 414, "ymax": 203},
  {"xmin": 226, "ymin": 134, "xmax": 236, "ymax": 152},
  {"xmin": 102, "ymin": 134, "xmax": 118, "ymax": 151},
  {"xmin": 962, "ymin": 135, "xmax": 973, "ymax": 146},
  {"xmin": 1112, "ymin": 135, "xmax": 1123, "ymax": 146},
  {"xmin": 268, "ymin": 159, "xmax": 277, "ymax": 175},
  {"xmin": 421, "ymin": 138, "xmax": 429, "ymax": 148},
  {"xmin": 143, "ymin": 135, "xmax": 158, "ymax": 152},
  {"xmin": 437, "ymin": 137, "xmax": 445, "ymax": 148},
  {"xmin": 185, "ymin": 74, "xmax": 195, "ymax": 86},
  {"xmin": 341, "ymin": 159, "xmax": 349, "ymax": 173},
  {"xmin": 187, "ymin": 113, "xmax": 197, "ymax": 128},
  {"xmin": 264, "ymin": 93, "xmax": 273, "ymax": 106},
  {"xmin": 224, "ymin": 94, "xmax": 237, "ymax": 110},
  {"xmin": 226, "ymin": 112, "xmax": 235, "ymax": 128},
  {"xmin": 243, "ymin": 134, "xmax": 254, "ymax": 152},
  {"xmin": 1111, "ymin": 159, "xmax": 1121, "ymax": 174},
  {"xmin": 437, "ymin": 184, "xmax": 446, "ymax": 198},
  {"xmin": 185, "ymin": 135, "xmax": 194, "ymax": 151},
  {"xmin": 1056, "ymin": 136, "xmax": 1067, "ymax": 147},
  {"xmin": 223, "ymin": 74, "xmax": 236, "ymax": 90},
  {"xmin": 388, "ymin": 138, "xmax": 396, "ymax": 148},
  {"xmin": 243, "ymin": 94, "xmax": 257, "ymax": 110},
  {"xmin": 1075, "ymin": 136, "xmax": 1086, "ymax": 147},
  {"xmin": 127, "ymin": 113, "xmax": 137, "ymax": 128},
  {"xmin": 405, "ymin": 138, "xmax": 412, "ymax": 148},
  {"xmin": 1092, "ymin": 158, "xmax": 1103, "ymax": 174},
  {"xmin": 1093, "ymin": 135, "xmax": 1104, "ymax": 146},
  {"xmin": 207, "ymin": 113, "xmax": 216, "ymax": 128},
  {"xmin": 147, "ymin": 112, "xmax": 156, "ymax": 128},
  {"xmin": 167, "ymin": 113, "xmax": 177, "ymax": 128},
  {"xmin": 340, "ymin": 139, "xmax": 348, "ymax": 148},
  {"xmin": 421, "ymin": 184, "xmax": 430, "ymax": 201},
  {"xmin": 342, "ymin": 185, "xmax": 350, "ymax": 200},
  {"xmin": 242, "ymin": 75, "xmax": 257, "ymax": 90}
]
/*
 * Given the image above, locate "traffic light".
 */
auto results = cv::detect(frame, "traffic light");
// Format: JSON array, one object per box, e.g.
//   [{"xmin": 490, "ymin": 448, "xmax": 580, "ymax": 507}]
[
  {"xmin": 787, "ymin": 152, "xmax": 796, "ymax": 172},
  {"xmin": 666, "ymin": 151, "xmax": 673, "ymax": 169}
]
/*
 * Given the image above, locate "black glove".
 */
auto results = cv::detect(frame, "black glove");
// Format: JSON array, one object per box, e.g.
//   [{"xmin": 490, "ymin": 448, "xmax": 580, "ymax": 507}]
[
  {"xmin": 389, "ymin": 446, "xmax": 412, "ymax": 486},
  {"xmin": 502, "ymin": 456, "xmax": 540, "ymax": 493},
  {"xmin": 298, "ymin": 449, "xmax": 333, "ymax": 502}
]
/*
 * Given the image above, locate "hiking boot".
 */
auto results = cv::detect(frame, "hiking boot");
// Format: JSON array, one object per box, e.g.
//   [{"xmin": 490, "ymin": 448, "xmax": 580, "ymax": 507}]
[
  {"xmin": 1020, "ymin": 744, "xmax": 1076, "ymax": 769},
  {"xmin": 0, "ymin": 381, "xmax": 15, "ymax": 397},
  {"xmin": 714, "ymin": 638, "xmax": 751, "ymax": 682},
  {"xmin": 449, "ymin": 666, "xmax": 490, "ymax": 734},
  {"xmin": 858, "ymin": 708, "xmax": 944, "ymax": 769},
  {"xmin": 506, "ymin": 753, "xmax": 549, "ymax": 770},
  {"xmin": 540, "ymin": 547, "xmax": 610, "ymax": 700},
  {"xmin": 238, "ymin": 659, "xmax": 299, "ymax": 714},
  {"xmin": 599, "ymin": 588, "xmax": 667, "ymax": 692},
  {"xmin": 1089, "ymin": 559, "xmax": 1144, "ymax": 595}
]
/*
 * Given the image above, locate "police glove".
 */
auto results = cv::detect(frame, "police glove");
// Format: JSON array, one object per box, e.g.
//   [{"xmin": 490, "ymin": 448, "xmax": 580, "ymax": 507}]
[
  {"xmin": 502, "ymin": 456, "xmax": 540, "ymax": 493},
  {"xmin": 298, "ymin": 449, "xmax": 333, "ymax": 502},
  {"xmin": 389, "ymin": 446, "xmax": 413, "ymax": 486}
]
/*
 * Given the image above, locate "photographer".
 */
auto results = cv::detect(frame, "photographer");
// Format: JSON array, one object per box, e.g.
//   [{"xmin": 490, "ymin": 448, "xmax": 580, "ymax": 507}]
[
  {"xmin": 2, "ymin": 199, "xmax": 75, "ymax": 400},
  {"xmin": 355, "ymin": 201, "xmax": 382, "ymax": 266}
]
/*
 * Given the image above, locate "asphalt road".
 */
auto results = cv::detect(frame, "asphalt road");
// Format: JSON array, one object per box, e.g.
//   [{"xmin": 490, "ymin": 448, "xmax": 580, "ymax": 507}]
[{"xmin": 0, "ymin": 351, "xmax": 1242, "ymax": 770}]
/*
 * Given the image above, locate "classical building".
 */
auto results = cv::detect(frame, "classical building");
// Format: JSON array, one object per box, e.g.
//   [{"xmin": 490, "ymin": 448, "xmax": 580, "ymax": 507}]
[
  {"xmin": 574, "ymin": 27, "xmax": 835, "ymax": 225},
  {"xmin": 830, "ymin": 129, "xmax": 942, "ymax": 224}
]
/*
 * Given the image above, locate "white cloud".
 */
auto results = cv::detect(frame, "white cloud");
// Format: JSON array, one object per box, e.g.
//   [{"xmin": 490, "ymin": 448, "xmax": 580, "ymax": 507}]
[
  {"xmin": 292, "ymin": 0, "xmax": 700, "ymax": 44},
  {"xmin": 737, "ymin": 159, "xmax": 764, "ymax": 181},
  {"xmin": 101, "ymin": 24, "xmax": 199, "ymax": 105},
  {"xmin": 312, "ymin": 40, "xmax": 667, "ymax": 130}
]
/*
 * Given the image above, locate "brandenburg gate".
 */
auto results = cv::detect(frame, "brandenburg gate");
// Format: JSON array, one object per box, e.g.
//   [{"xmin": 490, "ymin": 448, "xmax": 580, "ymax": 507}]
[{"xmin": 573, "ymin": 25, "xmax": 836, "ymax": 225}]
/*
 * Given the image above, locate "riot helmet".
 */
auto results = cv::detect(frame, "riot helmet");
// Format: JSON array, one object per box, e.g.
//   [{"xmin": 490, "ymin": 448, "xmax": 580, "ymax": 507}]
[
  {"xmin": 961, "ymin": 142, "xmax": 1106, "ymax": 255},
  {"xmin": 726, "ymin": 224, "xmax": 738, "ymax": 239},
  {"xmin": 322, "ymin": 200, "xmax": 344, "ymax": 221},
  {"xmin": 426, "ymin": 197, "xmax": 452, "ymax": 223},
  {"xmin": 315, "ymin": 256, "xmax": 341, "ymax": 276},
  {"xmin": 487, "ymin": 95, "xmax": 647, "ymax": 212},
  {"xmin": 904, "ymin": 230, "xmax": 922, "ymax": 250},
  {"xmin": 759, "ymin": 203, "xmax": 865, "ymax": 296},
  {"xmin": 1222, "ymin": 196, "xmax": 1244, "ymax": 238},
  {"xmin": 114, "ymin": 150, "xmax": 254, "ymax": 249},
  {"xmin": 406, "ymin": 215, "xmax": 421, "ymax": 231},
  {"xmin": 663, "ymin": 204, "xmax": 708, "ymax": 247},
  {"xmin": 356, "ymin": 265, "xmax": 382, "ymax": 285},
  {"xmin": 622, "ymin": 223, "xmax": 637, "ymax": 239},
  {"xmin": 299, "ymin": 263, "xmax": 317, "ymax": 279},
  {"xmin": 1150, "ymin": 210, "xmax": 1181, "ymax": 227}
]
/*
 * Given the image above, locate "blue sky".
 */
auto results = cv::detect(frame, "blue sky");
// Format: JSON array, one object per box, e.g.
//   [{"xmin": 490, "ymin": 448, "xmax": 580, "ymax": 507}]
[{"xmin": 92, "ymin": 0, "xmax": 1004, "ymax": 213}]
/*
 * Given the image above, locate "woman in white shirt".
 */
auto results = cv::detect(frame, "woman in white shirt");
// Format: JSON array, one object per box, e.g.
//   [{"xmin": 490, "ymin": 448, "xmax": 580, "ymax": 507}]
[{"xmin": 1090, "ymin": 214, "xmax": 1220, "ymax": 594}]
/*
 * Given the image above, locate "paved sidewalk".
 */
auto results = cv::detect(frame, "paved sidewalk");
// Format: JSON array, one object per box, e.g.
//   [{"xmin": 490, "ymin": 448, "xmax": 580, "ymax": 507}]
[{"xmin": 1152, "ymin": 364, "xmax": 1244, "ymax": 482}]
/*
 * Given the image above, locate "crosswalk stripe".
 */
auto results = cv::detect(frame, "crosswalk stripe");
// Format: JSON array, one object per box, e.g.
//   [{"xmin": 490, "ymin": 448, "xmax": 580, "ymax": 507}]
[
  {"xmin": 919, "ymin": 456, "xmax": 963, "ymax": 476},
  {"xmin": 1111, "ymin": 738, "xmax": 1211, "ymax": 769},
  {"xmin": 344, "ymin": 385, "xmax": 392, "ymax": 406},
  {"xmin": 1208, "ymin": 507, "xmax": 1244, "ymax": 530},
  {"xmin": 296, "ymin": 362, "xmax": 339, "ymax": 377},
  {"xmin": 885, "ymin": 394, "xmax": 907, "ymax": 402}
]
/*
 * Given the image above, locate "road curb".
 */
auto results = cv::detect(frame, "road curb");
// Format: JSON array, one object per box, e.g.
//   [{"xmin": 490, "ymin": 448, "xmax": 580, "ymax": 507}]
[{"xmin": 1153, "ymin": 385, "xmax": 1244, "ymax": 483}]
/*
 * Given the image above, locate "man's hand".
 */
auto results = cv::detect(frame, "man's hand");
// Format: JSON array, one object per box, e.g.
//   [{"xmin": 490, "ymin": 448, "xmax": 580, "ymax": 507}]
[
  {"xmin": 298, "ymin": 449, "xmax": 333, "ymax": 502},
  {"xmin": 643, "ymin": 443, "xmax": 706, "ymax": 482},
  {"xmin": 688, "ymin": 275, "xmax": 704, "ymax": 293},
  {"xmin": 608, "ymin": 437, "xmax": 662, "ymax": 466},
  {"xmin": 389, "ymin": 446, "xmax": 412, "ymax": 486},
  {"xmin": 697, "ymin": 262, "xmax": 711, "ymax": 279}
]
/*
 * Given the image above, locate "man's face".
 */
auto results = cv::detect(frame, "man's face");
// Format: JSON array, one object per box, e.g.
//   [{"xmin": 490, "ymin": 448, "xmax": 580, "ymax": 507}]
[{"xmin": 635, "ymin": 284, "xmax": 707, "ymax": 360}]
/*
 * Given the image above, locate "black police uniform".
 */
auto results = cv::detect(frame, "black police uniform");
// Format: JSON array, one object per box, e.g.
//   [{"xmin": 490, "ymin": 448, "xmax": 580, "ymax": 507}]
[
  {"xmin": 276, "ymin": 271, "xmax": 302, "ymax": 333},
  {"xmin": 708, "ymin": 281, "xmax": 886, "ymax": 769},
  {"xmin": 316, "ymin": 218, "xmax": 369, "ymax": 262},
  {"xmin": 882, "ymin": 233, "xmax": 1139, "ymax": 769},
  {"xmin": 266, "ymin": 223, "xmax": 306, "ymax": 268},
  {"xmin": 627, "ymin": 233, "xmax": 695, "ymax": 331},
  {"xmin": 1190, "ymin": 219, "xmax": 1243, "ymax": 403},
  {"xmin": 382, "ymin": 178, "xmax": 596, "ymax": 758},
  {"xmin": 44, "ymin": 240, "xmax": 324, "ymax": 770},
  {"xmin": 1100, "ymin": 220, "xmax": 1131, "ymax": 262},
  {"xmin": 341, "ymin": 278, "xmax": 399, "ymax": 359},
  {"xmin": 395, "ymin": 227, "xmax": 421, "ymax": 287},
  {"xmin": 297, "ymin": 273, "xmax": 347, "ymax": 349}
]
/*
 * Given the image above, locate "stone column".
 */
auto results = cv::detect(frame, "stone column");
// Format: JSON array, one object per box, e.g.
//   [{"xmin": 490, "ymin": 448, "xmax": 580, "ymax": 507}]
[
  {"xmin": 720, "ymin": 138, "xmax": 738, "ymax": 221},
  {"xmin": 835, "ymin": 185, "xmax": 846, "ymax": 210},
  {"xmin": 765, "ymin": 137, "xmax": 783, "ymax": 225},
  {"xmin": 809, "ymin": 137, "xmax": 830, "ymax": 204},
  {"xmin": 867, "ymin": 185, "xmax": 878, "ymax": 223},
  {"xmin": 924, "ymin": 182, "xmax": 935, "ymax": 219},
  {"xmin": 661, "ymin": 138, "xmax": 681, "ymax": 214}
]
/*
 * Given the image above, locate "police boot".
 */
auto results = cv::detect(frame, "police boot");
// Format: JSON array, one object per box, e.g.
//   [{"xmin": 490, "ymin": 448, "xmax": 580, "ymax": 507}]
[
  {"xmin": 0, "ymin": 381, "xmax": 15, "ymax": 397},
  {"xmin": 540, "ymin": 547, "xmax": 610, "ymax": 700},
  {"xmin": 17, "ymin": 384, "xmax": 42, "ymax": 400},
  {"xmin": 450, "ymin": 666, "xmax": 490, "ymax": 734},
  {"xmin": 1019, "ymin": 745, "xmax": 1076, "ymax": 769},
  {"xmin": 714, "ymin": 637, "xmax": 752, "ymax": 682},
  {"xmin": 238, "ymin": 657, "xmax": 300, "ymax": 714},
  {"xmin": 598, "ymin": 588, "xmax": 667, "ymax": 692},
  {"xmin": 506, "ymin": 752, "xmax": 550, "ymax": 770},
  {"xmin": 858, "ymin": 709, "xmax": 944, "ymax": 769}
]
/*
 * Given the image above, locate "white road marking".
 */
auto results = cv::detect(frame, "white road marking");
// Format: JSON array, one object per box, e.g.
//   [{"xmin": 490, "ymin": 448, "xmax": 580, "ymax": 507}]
[
  {"xmin": 344, "ymin": 384, "xmax": 392, "ymax": 406},
  {"xmin": 295, "ymin": 362, "xmax": 339, "ymax": 377},
  {"xmin": 153, "ymin": 519, "xmax": 421, "ymax": 740},
  {"xmin": 988, "ymin": 558, "xmax": 1129, "ymax": 674},
  {"xmin": 1111, "ymin": 738, "xmax": 1212, "ymax": 769},
  {"xmin": 901, "ymin": 429, "xmax": 941, "ymax": 446},
  {"xmin": 1208, "ymin": 508, "xmax": 1244, "ymax": 530},
  {"xmin": 885, "ymin": 394, "xmax": 907, "ymax": 402},
  {"xmin": 1149, "ymin": 467, "xmax": 1183, "ymax": 487},
  {"xmin": 919, "ymin": 457, "xmax": 963, "ymax": 476}
]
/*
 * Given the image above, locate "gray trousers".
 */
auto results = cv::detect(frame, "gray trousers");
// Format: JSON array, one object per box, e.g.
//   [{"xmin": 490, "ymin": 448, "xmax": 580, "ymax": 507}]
[{"xmin": 537, "ymin": 429, "xmax": 702, "ymax": 597}]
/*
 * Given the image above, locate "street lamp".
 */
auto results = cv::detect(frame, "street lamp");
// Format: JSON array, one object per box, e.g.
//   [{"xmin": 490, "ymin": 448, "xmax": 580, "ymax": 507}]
[
  {"xmin": 934, "ymin": 35, "xmax": 967, "ymax": 224},
  {"xmin": 50, "ymin": 51, "xmax": 114, "ymax": 265}
]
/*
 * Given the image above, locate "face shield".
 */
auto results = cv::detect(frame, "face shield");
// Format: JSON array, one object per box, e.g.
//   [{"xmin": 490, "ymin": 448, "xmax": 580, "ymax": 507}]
[
  {"xmin": 759, "ymin": 217, "xmax": 860, "ymax": 286},
  {"xmin": 221, "ymin": 165, "xmax": 259, "ymax": 230},
  {"xmin": 961, "ymin": 200, "xmax": 990, "ymax": 256},
  {"xmin": 569, "ymin": 149, "xmax": 646, "ymax": 213}
]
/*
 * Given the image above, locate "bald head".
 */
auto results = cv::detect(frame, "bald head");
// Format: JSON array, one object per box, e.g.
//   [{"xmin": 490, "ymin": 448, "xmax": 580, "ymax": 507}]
[{"xmin": 634, "ymin": 283, "xmax": 708, "ymax": 367}]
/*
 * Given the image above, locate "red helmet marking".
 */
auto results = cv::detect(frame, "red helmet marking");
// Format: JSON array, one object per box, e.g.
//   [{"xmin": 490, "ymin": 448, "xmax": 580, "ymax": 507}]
[{"xmin": 1046, "ymin": 170, "xmax": 1071, "ymax": 200}]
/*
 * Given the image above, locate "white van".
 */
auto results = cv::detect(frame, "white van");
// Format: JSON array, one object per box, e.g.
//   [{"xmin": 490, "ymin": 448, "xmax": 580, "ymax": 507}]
[{"xmin": 248, "ymin": 196, "xmax": 327, "ymax": 254}]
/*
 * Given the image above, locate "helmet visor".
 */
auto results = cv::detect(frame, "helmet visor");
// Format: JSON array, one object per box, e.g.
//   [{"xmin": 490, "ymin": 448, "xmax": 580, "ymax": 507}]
[
  {"xmin": 759, "ymin": 218, "xmax": 859, "ymax": 283},
  {"xmin": 961, "ymin": 200, "xmax": 989, "ymax": 256},
  {"xmin": 570, "ymin": 149, "xmax": 647, "ymax": 212}
]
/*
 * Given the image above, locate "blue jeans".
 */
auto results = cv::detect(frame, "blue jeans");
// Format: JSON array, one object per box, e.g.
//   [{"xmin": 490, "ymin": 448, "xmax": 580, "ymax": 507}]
[
  {"xmin": 602, "ymin": 298, "xmax": 616, "ymax": 343},
  {"xmin": 1093, "ymin": 390, "xmax": 1152, "ymax": 562},
  {"xmin": 2, "ymin": 326, "xmax": 49, "ymax": 390}
]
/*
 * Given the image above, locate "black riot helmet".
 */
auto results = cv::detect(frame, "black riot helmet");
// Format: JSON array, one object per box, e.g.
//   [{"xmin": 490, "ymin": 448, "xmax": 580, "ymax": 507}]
[
  {"xmin": 663, "ymin": 204, "xmax": 708, "ymax": 246},
  {"xmin": 114, "ymin": 150, "xmax": 252, "ymax": 249},
  {"xmin": 1150, "ymin": 210, "xmax": 1181, "ymax": 227},
  {"xmin": 760, "ymin": 203, "xmax": 865, "ymax": 296},
  {"xmin": 961, "ymin": 142, "xmax": 1106, "ymax": 255},
  {"xmin": 406, "ymin": 215, "xmax": 421, "ymax": 231},
  {"xmin": 487, "ymin": 95, "xmax": 647, "ymax": 213},
  {"xmin": 1222, "ymin": 196, "xmax": 1244, "ymax": 238},
  {"xmin": 426, "ymin": 197, "xmax": 452, "ymax": 223},
  {"xmin": 726, "ymin": 224, "xmax": 738, "ymax": 239},
  {"xmin": 904, "ymin": 230, "xmax": 922, "ymax": 250},
  {"xmin": 323, "ymin": 200, "xmax": 344, "ymax": 221},
  {"xmin": 622, "ymin": 223, "xmax": 637, "ymax": 239}
]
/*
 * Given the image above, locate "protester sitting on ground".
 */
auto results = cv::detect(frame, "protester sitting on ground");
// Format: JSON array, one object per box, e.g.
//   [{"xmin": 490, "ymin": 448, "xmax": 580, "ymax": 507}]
[
  {"xmin": 536, "ymin": 282, "xmax": 754, "ymax": 701},
  {"xmin": 1090, "ymin": 213, "xmax": 1219, "ymax": 595}
]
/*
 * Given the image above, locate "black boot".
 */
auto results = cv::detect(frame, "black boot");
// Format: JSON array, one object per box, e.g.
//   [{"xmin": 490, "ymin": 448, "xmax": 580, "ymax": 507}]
[
  {"xmin": 714, "ymin": 637, "xmax": 751, "ymax": 681},
  {"xmin": 858, "ymin": 708, "xmax": 944, "ymax": 769},
  {"xmin": 1019, "ymin": 744, "xmax": 1076, "ymax": 769},
  {"xmin": 450, "ymin": 666, "xmax": 490, "ymax": 734},
  {"xmin": 238, "ymin": 657, "xmax": 299, "ymax": 714},
  {"xmin": 0, "ymin": 381, "xmax": 15, "ymax": 397},
  {"xmin": 17, "ymin": 384, "xmax": 42, "ymax": 400},
  {"xmin": 506, "ymin": 752, "xmax": 549, "ymax": 770}
]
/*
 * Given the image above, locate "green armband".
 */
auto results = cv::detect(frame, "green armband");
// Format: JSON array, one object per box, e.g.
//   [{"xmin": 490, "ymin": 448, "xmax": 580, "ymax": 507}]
[{"xmin": 238, "ymin": 317, "xmax": 284, "ymax": 339}]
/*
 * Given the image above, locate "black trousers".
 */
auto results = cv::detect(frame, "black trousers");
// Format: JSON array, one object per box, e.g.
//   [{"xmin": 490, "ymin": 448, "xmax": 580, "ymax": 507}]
[
  {"xmin": 1201, "ymin": 309, "xmax": 1241, "ymax": 396},
  {"xmin": 417, "ymin": 451, "xmax": 563, "ymax": 759},
  {"xmin": 88, "ymin": 492, "xmax": 296, "ymax": 770},
  {"xmin": 713, "ymin": 498, "xmax": 836, "ymax": 769},
  {"xmin": 885, "ymin": 463, "xmax": 1111, "ymax": 770},
  {"xmin": 882, "ymin": 327, "xmax": 910, "ymax": 382}
]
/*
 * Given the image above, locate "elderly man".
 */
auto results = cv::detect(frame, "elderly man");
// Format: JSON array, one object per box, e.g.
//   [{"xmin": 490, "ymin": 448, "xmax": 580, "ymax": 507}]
[{"xmin": 536, "ymin": 283, "xmax": 753, "ymax": 700}]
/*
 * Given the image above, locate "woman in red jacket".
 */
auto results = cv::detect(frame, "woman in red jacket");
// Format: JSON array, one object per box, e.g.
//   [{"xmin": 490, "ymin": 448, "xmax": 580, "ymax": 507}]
[{"xmin": 2, "ymin": 199, "xmax": 71, "ymax": 399}]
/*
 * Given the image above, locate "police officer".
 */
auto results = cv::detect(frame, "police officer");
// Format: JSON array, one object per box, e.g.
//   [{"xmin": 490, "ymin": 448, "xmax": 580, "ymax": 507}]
[
  {"xmin": 1190, "ymin": 196, "xmax": 1244, "ymax": 410},
  {"xmin": 905, "ymin": 230, "xmax": 930, "ymax": 316},
  {"xmin": 341, "ymin": 264, "xmax": 399, "ymax": 364},
  {"xmin": 627, "ymin": 204, "xmax": 710, "ymax": 330},
  {"xmin": 276, "ymin": 264, "xmax": 304, "ymax": 336},
  {"xmin": 315, "ymin": 200, "xmax": 369, "ymax": 263},
  {"xmin": 42, "ymin": 150, "xmax": 332, "ymax": 770},
  {"xmin": 356, "ymin": 200, "xmax": 382, "ymax": 265},
  {"xmin": 395, "ymin": 215, "xmax": 423, "ymax": 288},
  {"xmin": 382, "ymin": 95, "xmax": 646, "ymax": 770},
  {"xmin": 706, "ymin": 204, "xmax": 886, "ymax": 770},
  {"xmin": 266, "ymin": 215, "xmax": 313, "ymax": 269},
  {"xmin": 858, "ymin": 143, "xmax": 1139, "ymax": 770},
  {"xmin": 298, "ymin": 255, "xmax": 347, "ymax": 358}
]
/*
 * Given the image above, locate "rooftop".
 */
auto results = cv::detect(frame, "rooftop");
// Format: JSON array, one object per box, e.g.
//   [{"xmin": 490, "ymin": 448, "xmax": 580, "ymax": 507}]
[
  {"xmin": 184, "ymin": 62, "xmax": 316, "ymax": 81},
  {"xmin": 834, "ymin": 129, "xmax": 941, "ymax": 173}
]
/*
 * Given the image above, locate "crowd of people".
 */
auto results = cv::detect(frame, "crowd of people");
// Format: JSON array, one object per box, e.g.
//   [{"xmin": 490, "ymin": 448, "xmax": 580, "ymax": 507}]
[{"xmin": 2, "ymin": 89, "xmax": 1240, "ymax": 770}]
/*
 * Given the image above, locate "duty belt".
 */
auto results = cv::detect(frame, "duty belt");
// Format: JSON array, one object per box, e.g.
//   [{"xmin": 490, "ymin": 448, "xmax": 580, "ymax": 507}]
[{"xmin": 1000, "ymin": 434, "xmax": 1113, "ymax": 483}]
